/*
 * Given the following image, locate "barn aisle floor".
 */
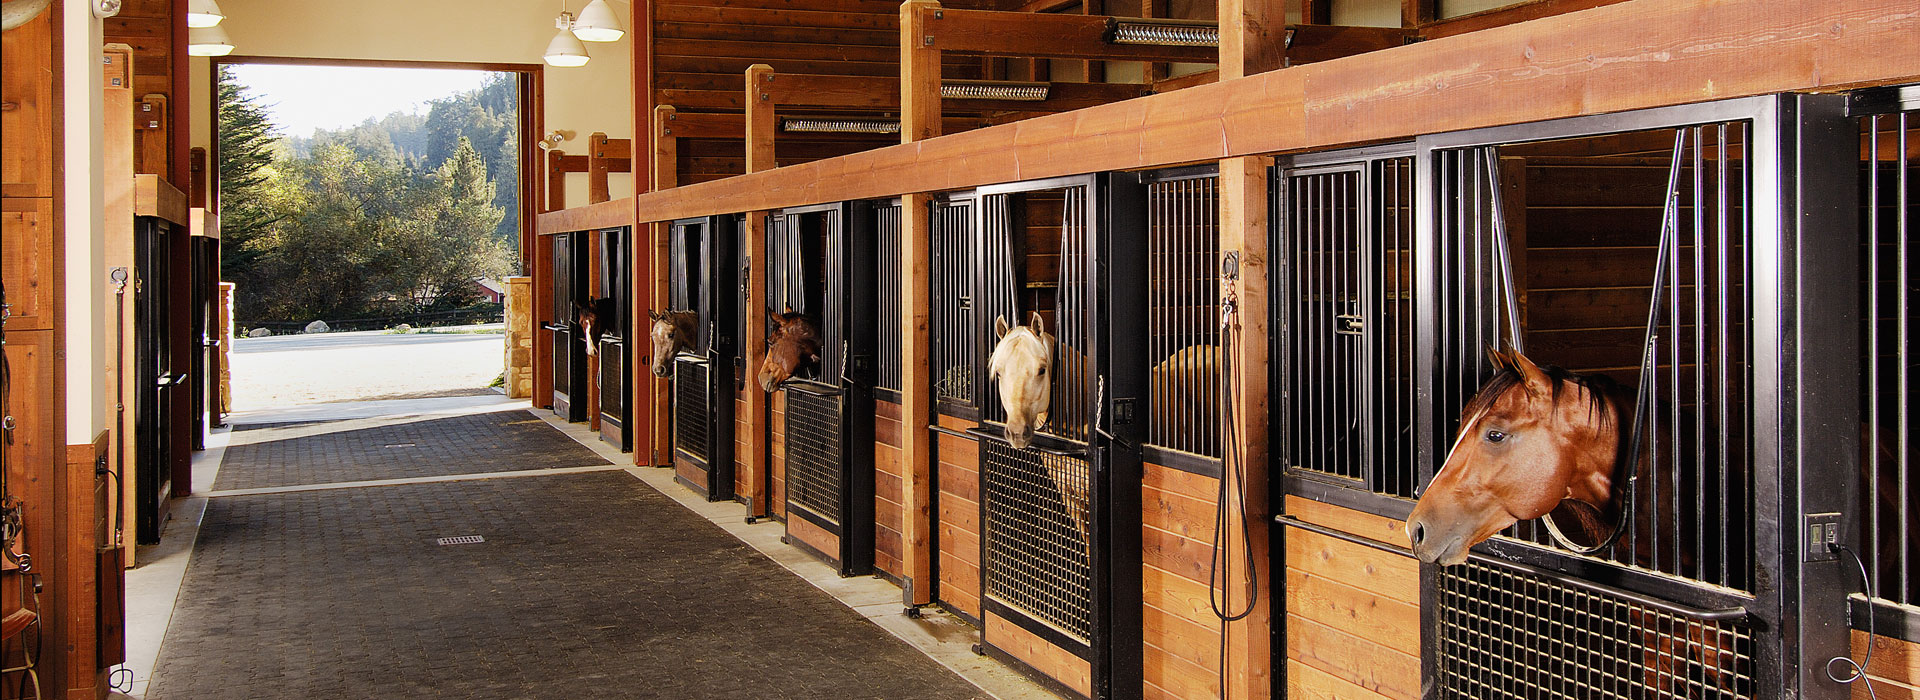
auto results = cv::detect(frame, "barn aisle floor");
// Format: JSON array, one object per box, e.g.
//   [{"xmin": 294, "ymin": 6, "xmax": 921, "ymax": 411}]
[{"xmin": 130, "ymin": 397, "xmax": 1043, "ymax": 699}]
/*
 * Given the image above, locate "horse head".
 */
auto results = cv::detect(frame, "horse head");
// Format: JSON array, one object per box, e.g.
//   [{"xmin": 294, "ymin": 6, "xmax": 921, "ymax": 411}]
[
  {"xmin": 757, "ymin": 308, "xmax": 820, "ymax": 392},
  {"xmin": 576, "ymin": 296, "xmax": 611, "ymax": 357},
  {"xmin": 988, "ymin": 312, "xmax": 1054, "ymax": 449},
  {"xmin": 648, "ymin": 309, "xmax": 696, "ymax": 378},
  {"xmin": 1406, "ymin": 347, "xmax": 1627, "ymax": 566}
]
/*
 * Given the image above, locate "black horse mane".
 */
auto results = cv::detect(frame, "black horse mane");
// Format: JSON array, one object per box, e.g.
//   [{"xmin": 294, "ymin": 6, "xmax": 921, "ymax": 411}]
[{"xmin": 1460, "ymin": 363, "xmax": 1626, "ymax": 433}]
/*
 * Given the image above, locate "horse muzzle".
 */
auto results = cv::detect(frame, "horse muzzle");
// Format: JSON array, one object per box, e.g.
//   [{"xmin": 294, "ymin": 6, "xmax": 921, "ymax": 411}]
[
  {"xmin": 651, "ymin": 364, "xmax": 673, "ymax": 378},
  {"xmin": 1406, "ymin": 517, "xmax": 1470, "ymax": 566}
]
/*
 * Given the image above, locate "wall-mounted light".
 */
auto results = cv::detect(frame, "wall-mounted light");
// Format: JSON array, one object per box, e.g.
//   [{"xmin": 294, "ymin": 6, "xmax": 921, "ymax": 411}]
[
  {"xmin": 188, "ymin": 24, "xmax": 235, "ymax": 57},
  {"xmin": 941, "ymin": 80, "xmax": 1049, "ymax": 102},
  {"xmin": 186, "ymin": 0, "xmax": 223, "ymax": 27},
  {"xmin": 1107, "ymin": 18, "xmax": 1219, "ymax": 47},
  {"xmin": 544, "ymin": 11, "xmax": 590, "ymax": 67},
  {"xmin": 782, "ymin": 118, "xmax": 900, "ymax": 135},
  {"xmin": 570, "ymin": 0, "xmax": 623, "ymax": 42}
]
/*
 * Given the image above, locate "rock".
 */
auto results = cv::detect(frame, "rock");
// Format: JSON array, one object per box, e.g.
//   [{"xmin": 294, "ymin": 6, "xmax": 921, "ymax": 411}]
[
  {"xmin": 303, "ymin": 320, "xmax": 331, "ymax": 334},
  {"xmin": 247, "ymin": 328, "xmax": 272, "ymax": 338},
  {"xmin": 393, "ymin": 324, "xmax": 413, "ymax": 334}
]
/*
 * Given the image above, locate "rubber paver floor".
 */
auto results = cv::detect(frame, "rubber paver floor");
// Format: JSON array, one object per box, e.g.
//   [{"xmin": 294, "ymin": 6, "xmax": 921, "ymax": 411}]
[
  {"xmin": 147, "ymin": 470, "xmax": 990, "ymax": 700},
  {"xmin": 213, "ymin": 409, "xmax": 612, "ymax": 491}
]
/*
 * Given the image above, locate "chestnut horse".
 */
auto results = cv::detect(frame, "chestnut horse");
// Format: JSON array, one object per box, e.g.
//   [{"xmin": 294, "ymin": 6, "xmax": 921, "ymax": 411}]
[
  {"xmin": 647, "ymin": 310, "xmax": 698, "ymax": 378},
  {"xmin": 575, "ymin": 296, "xmax": 616, "ymax": 357},
  {"xmin": 756, "ymin": 309, "xmax": 821, "ymax": 392}
]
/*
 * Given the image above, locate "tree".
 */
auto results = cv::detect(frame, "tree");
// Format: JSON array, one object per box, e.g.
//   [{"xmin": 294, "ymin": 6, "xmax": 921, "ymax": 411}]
[{"xmin": 215, "ymin": 65, "xmax": 287, "ymax": 279}]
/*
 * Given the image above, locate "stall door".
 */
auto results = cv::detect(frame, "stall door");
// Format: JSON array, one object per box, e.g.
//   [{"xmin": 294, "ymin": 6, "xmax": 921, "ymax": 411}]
[
  {"xmin": 134, "ymin": 217, "xmax": 175, "ymax": 544},
  {"xmin": 772, "ymin": 202, "xmax": 877, "ymax": 576},
  {"xmin": 549, "ymin": 232, "xmax": 588, "ymax": 422},
  {"xmin": 597, "ymin": 226, "xmax": 633, "ymax": 451},
  {"xmin": 670, "ymin": 216, "xmax": 737, "ymax": 501}
]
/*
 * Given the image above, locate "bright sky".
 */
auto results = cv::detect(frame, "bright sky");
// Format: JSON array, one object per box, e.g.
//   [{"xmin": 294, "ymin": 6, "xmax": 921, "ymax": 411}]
[{"xmin": 225, "ymin": 64, "xmax": 500, "ymax": 139}]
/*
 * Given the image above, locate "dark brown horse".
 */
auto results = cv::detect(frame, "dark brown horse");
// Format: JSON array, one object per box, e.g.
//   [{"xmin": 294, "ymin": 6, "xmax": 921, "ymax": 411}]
[
  {"xmin": 647, "ymin": 309, "xmax": 698, "ymax": 378},
  {"xmin": 756, "ymin": 309, "xmax": 820, "ymax": 392},
  {"xmin": 575, "ymin": 296, "xmax": 616, "ymax": 357}
]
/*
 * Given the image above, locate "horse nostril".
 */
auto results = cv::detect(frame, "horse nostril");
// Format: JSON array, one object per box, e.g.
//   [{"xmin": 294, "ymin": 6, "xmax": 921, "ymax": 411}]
[{"xmin": 1410, "ymin": 522, "xmax": 1426, "ymax": 546}]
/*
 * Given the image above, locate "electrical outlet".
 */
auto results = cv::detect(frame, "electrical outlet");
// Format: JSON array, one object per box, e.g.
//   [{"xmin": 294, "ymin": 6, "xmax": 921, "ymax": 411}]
[{"xmin": 1804, "ymin": 512, "xmax": 1841, "ymax": 562}]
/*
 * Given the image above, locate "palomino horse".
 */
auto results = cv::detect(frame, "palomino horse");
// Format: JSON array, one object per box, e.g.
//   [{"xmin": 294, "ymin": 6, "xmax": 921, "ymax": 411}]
[
  {"xmin": 647, "ymin": 309, "xmax": 698, "ymax": 378},
  {"xmin": 987, "ymin": 313, "xmax": 1093, "ymax": 545},
  {"xmin": 575, "ymin": 296, "xmax": 616, "ymax": 357},
  {"xmin": 756, "ymin": 309, "xmax": 821, "ymax": 392}
]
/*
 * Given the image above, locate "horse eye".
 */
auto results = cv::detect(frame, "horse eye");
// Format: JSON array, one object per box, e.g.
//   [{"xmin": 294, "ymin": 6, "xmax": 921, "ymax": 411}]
[
  {"xmin": 1036, "ymin": 368, "xmax": 1045, "ymax": 377},
  {"xmin": 1485, "ymin": 429, "xmax": 1508, "ymax": 444}
]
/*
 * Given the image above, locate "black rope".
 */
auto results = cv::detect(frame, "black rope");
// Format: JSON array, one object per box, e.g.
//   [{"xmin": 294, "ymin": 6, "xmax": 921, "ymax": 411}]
[{"xmin": 1209, "ymin": 259, "xmax": 1256, "ymax": 699}]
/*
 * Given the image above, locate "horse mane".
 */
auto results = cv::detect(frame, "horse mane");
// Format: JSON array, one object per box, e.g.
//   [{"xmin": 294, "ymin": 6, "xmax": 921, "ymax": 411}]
[{"xmin": 1463, "ymin": 363, "xmax": 1637, "ymax": 531}]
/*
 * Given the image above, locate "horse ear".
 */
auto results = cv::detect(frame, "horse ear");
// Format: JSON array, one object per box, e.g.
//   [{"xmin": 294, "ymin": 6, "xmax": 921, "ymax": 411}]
[
  {"xmin": 767, "ymin": 308, "xmax": 784, "ymax": 328},
  {"xmin": 1028, "ymin": 311, "xmax": 1044, "ymax": 334},
  {"xmin": 1509, "ymin": 350, "xmax": 1552, "ymax": 395},
  {"xmin": 1485, "ymin": 343, "xmax": 1509, "ymax": 371},
  {"xmin": 994, "ymin": 315, "xmax": 1011, "ymax": 339}
]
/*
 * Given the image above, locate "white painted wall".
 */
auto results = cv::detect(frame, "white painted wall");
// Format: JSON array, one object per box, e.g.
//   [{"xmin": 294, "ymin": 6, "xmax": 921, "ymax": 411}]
[
  {"xmin": 187, "ymin": 0, "xmax": 635, "ymax": 209},
  {"xmin": 65, "ymin": 0, "xmax": 109, "ymax": 442}
]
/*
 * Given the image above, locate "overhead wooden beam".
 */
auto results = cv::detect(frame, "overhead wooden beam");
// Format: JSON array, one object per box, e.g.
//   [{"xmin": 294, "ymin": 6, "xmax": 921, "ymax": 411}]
[
  {"xmin": 1285, "ymin": 25, "xmax": 1414, "ymax": 65},
  {"xmin": 1420, "ymin": 0, "xmax": 1630, "ymax": 39},
  {"xmin": 760, "ymin": 71, "xmax": 1149, "ymax": 112},
  {"xmin": 1221, "ymin": 0, "xmax": 1286, "ymax": 78},
  {"xmin": 920, "ymin": 8, "xmax": 1217, "ymax": 63},
  {"xmin": 534, "ymin": 197, "xmax": 636, "ymax": 235},
  {"xmin": 1402, "ymin": 0, "xmax": 1437, "ymax": 27},
  {"xmin": 619, "ymin": 0, "xmax": 1918, "ymax": 223},
  {"xmin": 659, "ymin": 110, "xmax": 745, "ymax": 140}
]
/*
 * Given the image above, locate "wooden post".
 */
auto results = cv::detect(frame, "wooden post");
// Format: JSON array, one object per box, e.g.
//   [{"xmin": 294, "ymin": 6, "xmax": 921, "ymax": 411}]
[
  {"xmin": 745, "ymin": 65, "xmax": 777, "ymax": 173},
  {"xmin": 742, "ymin": 212, "xmax": 771, "ymax": 517},
  {"xmin": 1402, "ymin": 0, "xmax": 1437, "ymax": 28},
  {"xmin": 652, "ymin": 105, "xmax": 678, "ymax": 192},
  {"xmin": 900, "ymin": 0, "xmax": 943, "ymax": 144},
  {"xmin": 587, "ymin": 132, "xmax": 612, "ymax": 204},
  {"xmin": 1220, "ymin": 1, "xmax": 1280, "ymax": 698},
  {"xmin": 103, "ymin": 45, "xmax": 138, "ymax": 569},
  {"xmin": 135, "ymin": 94, "xmax": 169, "ymax": 177},
  {"xmin": 649, "ymin": 105, "xmax": 678, "ymax": 467},
  {"xmin": 547, "ymin": 149, "xmax": 569, "ymax": 212}
]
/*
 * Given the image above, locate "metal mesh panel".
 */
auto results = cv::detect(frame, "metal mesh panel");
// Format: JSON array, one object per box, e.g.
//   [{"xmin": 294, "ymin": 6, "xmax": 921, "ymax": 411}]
[
  {"xmin": 1435, "ymin": 126, "xmax": 1754, "ymax": 591},
  {"xmin": 673, "ymin": 359, "xmax": 711, "ymax": 463},
  {"xmin": 1861, "ymin": 108, "xmax": 1920, "ymax": 607},
  {"xmin": 1283, "ymin": 156, "xmax": 1419, "ymax": 497},
  {"xmin": 785, "ymin": 389, "xmax": 846, "ymax": 525},
  {"xmin": 1437, "ymin": 559, "xmax": 1755, "ymax": 700},
  {"xmin": 933, "ymin": 197, "xmax": 977, "ymax": 408},
  {"xmin": 876, "ymin": 202, "xmax": 903, "ymax": 393},
  {"xmin": 982, "ymin": 440, "xmax": 1092, "ymax": 642},
  {"xmin": 1145, "ymin": 174, "xmax": 1222, "ymax": 459},
  {"xmin": 600, "ymin": 340, "xmax": 623, "ymax": 415}
]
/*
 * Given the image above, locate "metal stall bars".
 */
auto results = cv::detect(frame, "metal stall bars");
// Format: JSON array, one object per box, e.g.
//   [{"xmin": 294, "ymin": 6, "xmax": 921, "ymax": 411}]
[
  {"xmin": 768, "ymin": 201, "xmax": 878, "ymax": 576},
  {"xmin": 546, "ymin": 231, "xmax": 589, "ymax": 422},
  {"xmin": 971, "ymin": 174, "xmax": 1145, "ymax": 700},
  {"xmin": 1851, "ymin": 83, "xmax": 1920, "ymax": 642},
  {"xmin": 875, "ymin": 200, "xmax": 904, "ymax": 402},
  {"xmin": 597, "ymin": 226, "xmax": 634, "ymax": 451},
  {"xmin": 1417, "ymin": 96, "xmax": 1859, "ymax": 700},
  {"xmin": 933, "ymin": 192, "xmax": 980, "ymax": 418},
  {"xmin": 1140, "ymin": 166, "xmax": 1224, "ymax": 476},
  {"xmin": 669, "ymin": 215, "xmax": 739, "ymax": 501},
  {"xmin": 1274, "ymin": 145, "xmax": 1421, "ymax": 517}
]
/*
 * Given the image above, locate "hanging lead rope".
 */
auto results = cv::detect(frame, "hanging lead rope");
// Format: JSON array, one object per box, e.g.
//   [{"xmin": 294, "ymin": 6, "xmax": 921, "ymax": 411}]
[
  {"xmin": 1210, "ymin": 252, "xmax": 1255, "ymax": 699},
  {"xmin": 1539, "ymin": 128, "xmax": 1689, "ymax": 554}
]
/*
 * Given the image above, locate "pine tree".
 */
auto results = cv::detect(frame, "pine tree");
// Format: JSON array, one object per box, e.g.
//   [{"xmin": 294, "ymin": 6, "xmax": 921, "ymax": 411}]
[{"xmin": 215, "ymin": 65, "xmax": 286, "ymax": 278}]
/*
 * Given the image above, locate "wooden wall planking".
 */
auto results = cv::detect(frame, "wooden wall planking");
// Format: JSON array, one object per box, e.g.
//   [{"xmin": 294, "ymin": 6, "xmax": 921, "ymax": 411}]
[
  {"xmin": 874, "ymin": 400, "xmax": 906, "ymax": 578},
  {"xmin": 1852, "ymin": 631, "xmax": 1920, "ymax": 700},
  {"xmin": 934, "ymin": 413, "xmax": 981, "ymax": 619},
  {"xmin": 1141, "ymin": 462, "xmax": 1225, "ymax": 700},
  {"xmin": 104, "ymin": 0, "xmax": 179, "ymax": 181},
  {"xmin": 1283, "ymin": 496, "xmax": 1421, "ymax": 700}
]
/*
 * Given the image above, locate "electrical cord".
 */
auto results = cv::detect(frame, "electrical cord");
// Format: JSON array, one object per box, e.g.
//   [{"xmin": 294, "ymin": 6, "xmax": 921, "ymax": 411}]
[{"xmin": 1824, "ymin": 542, "xmax": 1881, "ymax": 700}]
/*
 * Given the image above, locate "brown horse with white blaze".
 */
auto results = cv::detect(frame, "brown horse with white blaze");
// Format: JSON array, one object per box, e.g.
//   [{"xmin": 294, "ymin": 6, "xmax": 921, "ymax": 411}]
[{"xmin": 1405, "ymin": 347, "xmax": 1630, "ymax": 566}]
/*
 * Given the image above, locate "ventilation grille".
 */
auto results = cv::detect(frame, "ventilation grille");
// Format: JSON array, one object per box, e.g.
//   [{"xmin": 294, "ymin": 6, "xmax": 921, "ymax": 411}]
[
  {"xmin": 784, "ymin": 389, "xmax": 845, "ymax": 525},
  {"xmin": 982, "ymin": 440, "xmax": 1092, "ymax": 642},
  {"xmin": 673, "ymin": 358, "xmax": 711, "ymax": 463}
]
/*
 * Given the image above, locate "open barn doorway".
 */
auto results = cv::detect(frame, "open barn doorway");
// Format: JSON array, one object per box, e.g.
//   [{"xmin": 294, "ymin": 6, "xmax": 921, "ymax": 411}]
[{"xmin": 209, "ymin": 58, "xmax": 543, "ymax": 416}]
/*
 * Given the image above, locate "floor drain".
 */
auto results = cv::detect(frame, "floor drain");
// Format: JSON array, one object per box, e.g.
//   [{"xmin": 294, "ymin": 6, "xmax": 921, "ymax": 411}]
[
  {"xmin": 436, "ymin": 535, "xmax": 485, "ymax": 546},
  {"xmin": 384, "ymin": 443, "xmax": 418, "ymax": 448}
]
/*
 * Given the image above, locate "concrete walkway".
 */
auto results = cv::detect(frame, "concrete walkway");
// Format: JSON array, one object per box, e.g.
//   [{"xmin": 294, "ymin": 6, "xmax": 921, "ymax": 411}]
[{"xmin": 123, "ymin": 396, "xmax": 1051, "ymax": 699}]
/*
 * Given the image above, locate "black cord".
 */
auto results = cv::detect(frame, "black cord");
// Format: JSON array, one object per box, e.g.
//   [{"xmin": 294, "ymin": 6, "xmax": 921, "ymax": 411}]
[
  {"xmin": 1209, "ymin": 286, "xmax": 1257, "ymax": 700},
  {"xmin": 1824, "ymin": 543, "xmax": 1880, "ymax": 700}
]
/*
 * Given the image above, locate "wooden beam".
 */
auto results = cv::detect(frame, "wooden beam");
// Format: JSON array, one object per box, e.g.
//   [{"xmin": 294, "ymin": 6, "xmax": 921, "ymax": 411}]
[
  {"xmin": 188, "ymin": 147, "xmax": 206, "ymax": 209},
  {"xmin": 761, "ymin": 72, "xmax": 1148, "ymax": 112},
  {"xmin": 649, "ymin": 221, "xmax": 672, "ymax": 466},
  {"xmin": 588, "ymin": 133, "xmax": 613, "ymax": 204},
  {"xmin": 535, "ymin": 197, "xmax": 636, "ymax": 235},
  {"xmin": 1284, "ymin": 25, "xmax": 1413, "ymax": 65},
  {"xmin": 633, "ymin": 0, "xmax": 655, "ymax": 196},
  {"xmin": 1220, "ymin": 155, "xmax": 1273, "ymax": 700},
  {"xmin": 132, "ymin": 175, "xmax": 188, "ymax": 226},
  {"xmin": 1402, "ymin": 0, "xmax": 1437, "ymax": 27},
  {"xmin": 652, "ymin": 106, "xmax": 680, "ymax": 191},
  {"xmin": 547, "ymin": 150, "xmax": 569, "ymax": 211},
  {"xmin": 746, "ymin": 65, "xmax": 778, "ymax": 173},
  {"xmin": 898, "ymin": 192, "xmax": 934, "ymax": 607},
  {"xmin": 1419, "ymin": 0, "xmax": 1630, "ymax": 39},
  {"xmin": 1220, "ymin": 0, "xmax": 1286, "ymax": 78},
  {"xmin": 742, "ymin": 212, "xmax": 771, "ymax": 517},
  {"xmin": 901, "ymin": 0, "xmax": 944, "ymax": 144},
  {"xmin": 616, "ymin": 0, "xmax": 1919, "ymax": 223},
  {"xmin": 659, "ymin": 110, "xmax": 744, "ymax": 140},
  {"xmin": 921, "ymin": 8, "xmax": 1217, "ymax": 63}
]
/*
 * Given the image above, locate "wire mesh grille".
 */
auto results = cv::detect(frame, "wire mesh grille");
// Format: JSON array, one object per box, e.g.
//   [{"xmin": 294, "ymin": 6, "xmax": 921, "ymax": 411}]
[
  {"xmin": 1283, "ymin": 157, "xmax": 1419, "ymax": 497},
  {"xmin": 982, "ymin": 440, "xmax": 1093, "ymax": 642},
  {"xmin": 673, "ymin": 358, "xmax": 711, "ymax": 463},
  {"xmin": 785, "ymin": 389, "xmax": 846, "ymax": 525},
  {"xmin": 1434, "ymin": 125, "xmax": 1755, "ymax": 590},
  {"xmin": 1437, "ymin": 558, "xmax": 1755, "ymax": 700},
  {"xmin": 979, "ymin": 186, "xmax": 1094, "ymax": 441},
  {"xmin": 1861, "ymin": 108, "xmax": 1920, "ymax": 607},
  {"xmin": 600, "ymin": 339, "xmax": 623, "ymax": 416},
  {"xmin": 876, "ymin": 202, "xmax": 903, "ymax": 393},
  {"xmin": 550, "ymin": 330, "xmax": 571, "ymax": 400},
  {"xmin": 1146, "ymin": 175, "xmax": 1223, "ymax": 459},
  {"xmin": 933, "ymin": 197, "xmax": 977, "ymax": 409}
]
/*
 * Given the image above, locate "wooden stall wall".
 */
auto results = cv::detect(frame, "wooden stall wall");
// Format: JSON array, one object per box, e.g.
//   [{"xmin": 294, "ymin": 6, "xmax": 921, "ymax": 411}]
[
  {"xmin": 1850, "ymin": 633, "xmax": 1919, "ymax": 700},
  {"xmin": 103, "ymin": 0, "xmax": 181, "ymax": 180},
  {"xmin": 873, "ymin": 399, "xmax": 906, "ymax": 579},
  {"xmin": 935, "ymin": 414, "xmax": 982, "ymax": 620},
  {"xmin": 1281, "ymin": 497, "xmax": 1421, "ymax": 700},
  {"xmin": 1140, "ymin": 463, "xmax": 1228, "ymax": 700}
]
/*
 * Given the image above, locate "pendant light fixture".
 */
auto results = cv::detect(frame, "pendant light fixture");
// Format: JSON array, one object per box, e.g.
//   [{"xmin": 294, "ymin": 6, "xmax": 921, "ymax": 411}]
[
  {"xmin": 569, "ymin": 0, "xmax": 623, "ymax": 42},
  {"xmin": 186, "ymin": 0, "xmax": 223, "ymax": 27},
  {"xmin": 187, "ymin": 24, "xmax": 235, "ymax": 57},
  {"xmin": 543, "ymin": 2, "xmax": 590, "ymax": 67}
]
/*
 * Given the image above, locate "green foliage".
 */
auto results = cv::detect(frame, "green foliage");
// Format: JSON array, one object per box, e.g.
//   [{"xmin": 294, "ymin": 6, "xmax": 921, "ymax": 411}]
[
  {"xmin": 216, "ymin": 65, "xmax": 287, "ymax": 278},
  {"xmin": 220, "ymin": 72, "xmax": 518, "ymax": 325}
]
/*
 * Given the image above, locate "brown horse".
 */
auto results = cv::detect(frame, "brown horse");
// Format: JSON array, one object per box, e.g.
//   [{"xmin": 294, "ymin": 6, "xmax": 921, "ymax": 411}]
[
  {"xmin": 756, "ymin": 309, "xmax": 820, "ymax": 392},
  {"xmin": 575, "ymin": 296, "xmax": 615, "ymax": 357},
  {"xmin": 1406, "ymin": 347, "xmax": 1630, "ymax": 566},
  {"xmin": 647, "ymin": 309, "xmax": 698, "ymax": 378}
]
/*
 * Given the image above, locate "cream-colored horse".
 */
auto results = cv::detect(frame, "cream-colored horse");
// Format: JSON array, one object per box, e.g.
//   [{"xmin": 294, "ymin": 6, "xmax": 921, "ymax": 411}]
[{"xmin": 988, "ymin": 312, "xmax": 1092, "ymax": 545}]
